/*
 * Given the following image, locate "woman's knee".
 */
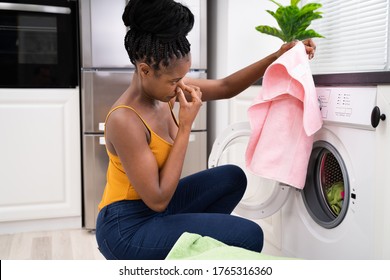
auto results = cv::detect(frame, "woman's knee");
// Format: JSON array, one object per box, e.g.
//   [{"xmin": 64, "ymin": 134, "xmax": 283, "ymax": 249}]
[
  {"xmin": 220, "ymin": 164, "xmax": 247, "ymax": 189},
  {"xmin": 224, "ymin": 216, "xmax": 264, "ymax": 252},
  {"xmin": 245, "ymin": 221, "xmax": 264, "ymax": 252}
]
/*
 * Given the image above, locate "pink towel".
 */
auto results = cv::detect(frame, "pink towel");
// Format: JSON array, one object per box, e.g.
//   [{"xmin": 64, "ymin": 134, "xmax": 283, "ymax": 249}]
[{"xmin": 245, "ymin": 41, "xmax": 323, "ymax": 189}]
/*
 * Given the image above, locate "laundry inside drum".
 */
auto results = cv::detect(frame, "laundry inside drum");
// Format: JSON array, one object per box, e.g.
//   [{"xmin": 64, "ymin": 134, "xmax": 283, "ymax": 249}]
[
  {"xmin": 302, "ymin": 141, "xmax": 350, "ymax": 228},
  {"xmin": 319, "ymin": 151, "xmax": 345, "ymax": 217}
]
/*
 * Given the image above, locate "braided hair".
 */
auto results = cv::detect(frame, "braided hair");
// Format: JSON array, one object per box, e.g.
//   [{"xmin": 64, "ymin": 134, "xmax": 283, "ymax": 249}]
[{"xmin": 123, "ymin": 0, "xmax": 194, "ymax": 70}]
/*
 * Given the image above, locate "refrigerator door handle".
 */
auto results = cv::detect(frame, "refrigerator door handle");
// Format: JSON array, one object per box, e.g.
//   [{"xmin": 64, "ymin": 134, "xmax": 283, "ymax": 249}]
[
  {"xmin": 189, "ymin": 134, "xmax": 196, "ymax": 142},
  {"xmin": 99, "ymin": 137, "xmax": 106, "ymax": 145},
  {"xmin": 98, "ymin": 122, "xmax": 105, "ymax": 132}
]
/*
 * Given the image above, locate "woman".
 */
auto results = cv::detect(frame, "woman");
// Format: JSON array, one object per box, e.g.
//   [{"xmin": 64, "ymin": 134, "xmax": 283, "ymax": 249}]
[{"xmin": 95, "ymin": 0, "xmax": 316, "ymax": 260}]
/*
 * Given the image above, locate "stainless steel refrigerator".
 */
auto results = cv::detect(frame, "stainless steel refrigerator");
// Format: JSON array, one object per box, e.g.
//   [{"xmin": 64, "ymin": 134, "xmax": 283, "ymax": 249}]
[{"xmin": 79, "ymin": 0, "xmax": 208, "ymax": 230}]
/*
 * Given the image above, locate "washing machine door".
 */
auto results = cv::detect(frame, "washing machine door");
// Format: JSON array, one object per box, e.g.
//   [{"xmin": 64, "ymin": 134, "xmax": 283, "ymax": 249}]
[
  {"xmin": 301, "ymin": 134, "xmax": 351, "ymax": 229},
  {"xmin": 208, "ymin": 122, "xmax": 292, "ymax": 219}
]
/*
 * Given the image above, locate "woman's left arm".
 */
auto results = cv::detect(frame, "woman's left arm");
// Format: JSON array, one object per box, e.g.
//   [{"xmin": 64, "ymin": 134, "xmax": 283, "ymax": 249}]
[{"xmin": 184, "ymin": 39, "xmax": 316, "ymax": 101}]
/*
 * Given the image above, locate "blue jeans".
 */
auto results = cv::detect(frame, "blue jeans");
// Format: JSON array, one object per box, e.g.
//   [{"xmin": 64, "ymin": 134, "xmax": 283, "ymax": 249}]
[{"xmin": 96, "ymin": 164, "xmax": 264, "ymax": 260}]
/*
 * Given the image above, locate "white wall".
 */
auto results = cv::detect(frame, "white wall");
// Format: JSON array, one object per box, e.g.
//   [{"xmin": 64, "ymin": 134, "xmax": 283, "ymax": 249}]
[{"xmin": 207, "ymin": 0, "xmax": 289, "ymax": 153}]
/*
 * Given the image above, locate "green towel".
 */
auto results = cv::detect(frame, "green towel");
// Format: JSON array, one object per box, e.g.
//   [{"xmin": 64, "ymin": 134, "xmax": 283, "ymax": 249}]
[
  {"xmin": 165, "ymin": 232, "xmax": 296, "ymax": 260},
  {"xmin": 326, "ymin": 182, "xmax": 344, "ymax": 215}
]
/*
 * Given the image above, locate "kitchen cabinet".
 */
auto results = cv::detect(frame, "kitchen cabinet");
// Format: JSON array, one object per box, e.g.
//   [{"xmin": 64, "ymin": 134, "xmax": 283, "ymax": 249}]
[{"xmin": 0, "ymin": 88, "xmax": 81, "ymax": 234}]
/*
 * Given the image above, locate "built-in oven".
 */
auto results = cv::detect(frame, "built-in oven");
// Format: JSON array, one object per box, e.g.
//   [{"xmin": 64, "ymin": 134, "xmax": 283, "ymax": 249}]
[{"xmin": 0, "ymin": 0, "xmax": 79, "ymax": 88}]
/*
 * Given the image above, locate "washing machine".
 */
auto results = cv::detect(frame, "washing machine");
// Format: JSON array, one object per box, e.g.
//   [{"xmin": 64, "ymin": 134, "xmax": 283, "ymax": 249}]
[{"xmin": 208, "ymin": 86, "xmax": 390, "ymax": 259}]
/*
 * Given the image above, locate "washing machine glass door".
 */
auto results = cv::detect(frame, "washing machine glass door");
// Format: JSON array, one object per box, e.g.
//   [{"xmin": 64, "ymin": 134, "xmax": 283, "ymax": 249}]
[
  {"xmin": 209, "ymin": 122, "xmax": 291, "ymax": 220},
  {"xmin": 302, "ymin": 140, "xmax": 350, "ymax": 229}
]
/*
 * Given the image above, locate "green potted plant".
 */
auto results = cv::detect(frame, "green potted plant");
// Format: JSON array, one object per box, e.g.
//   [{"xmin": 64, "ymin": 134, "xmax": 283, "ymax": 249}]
[{"xmin": 255, "ymin": 0, "xmax": 324, "ymax": 42}]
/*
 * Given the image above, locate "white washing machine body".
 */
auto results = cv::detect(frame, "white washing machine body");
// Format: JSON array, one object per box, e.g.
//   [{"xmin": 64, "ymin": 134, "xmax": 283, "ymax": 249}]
[{"xmin": 208, "ymin": 86, "xmax": 390, "ymax": 259}]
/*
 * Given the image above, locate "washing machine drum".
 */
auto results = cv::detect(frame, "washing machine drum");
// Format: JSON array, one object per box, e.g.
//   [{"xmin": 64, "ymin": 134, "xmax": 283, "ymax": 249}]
[
  {"xmin": 209, "ymin": 122, "xmax": 350, "ymax": 228},
  {"xmin": 302, "ymin": 140, "xmax": 350, "ymax": 228},
  {"xmin": 208, "ymin": 122, "xmax": 292, "ymax": 219}
]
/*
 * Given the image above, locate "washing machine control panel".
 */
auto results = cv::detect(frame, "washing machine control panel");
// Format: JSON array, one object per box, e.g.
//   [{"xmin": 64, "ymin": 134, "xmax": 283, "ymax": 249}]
[{"xmin": 316, "ymin": 87, "xmax": 377, "ymax": 128}]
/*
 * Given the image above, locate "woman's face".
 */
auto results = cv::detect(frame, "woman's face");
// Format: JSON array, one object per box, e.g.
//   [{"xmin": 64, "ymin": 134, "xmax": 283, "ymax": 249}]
[{"xmin": 141, "ymin": 54, "xmax": 191, "ymax": 102}]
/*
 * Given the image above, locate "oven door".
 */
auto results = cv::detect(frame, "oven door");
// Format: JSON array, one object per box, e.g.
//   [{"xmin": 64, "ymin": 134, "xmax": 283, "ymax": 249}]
[{"xmin": 0, "ymin": 0, "xmax": 79, "ymax": 88}]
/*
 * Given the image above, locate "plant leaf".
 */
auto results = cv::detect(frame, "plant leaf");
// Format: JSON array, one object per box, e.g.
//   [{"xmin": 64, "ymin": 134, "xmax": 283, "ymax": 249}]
[
  {"xmin": 295, "ymin": 29, "xmax": 324, "ymax": 41},
  {"xmin": 291, "ymin": 0, "xmax": 300, "ymax": 7},
  {"xmin": 295, "ymin": 11, "xmax": 323, "ymax": 33},
  {"xmin": 269, "ymin": 0, "xmax": 283, "ymax": 7},
  {"xmin": 300, "ymin": 3, "xmax": 322, "ymax": 14},
  {"xmin": 266, "ymin": 9, "xmax": 276, "ymax": 18},
  {"xmin": 255, "ymin": 25, "xmax": 286, "ymax": 41},
  {"xmin": 255, "ymin": 0, "xmax": 324, "ymax": 42},
  {"xmin": 280, "ymin": 5, "xmax": 301, "ymax": 42}
]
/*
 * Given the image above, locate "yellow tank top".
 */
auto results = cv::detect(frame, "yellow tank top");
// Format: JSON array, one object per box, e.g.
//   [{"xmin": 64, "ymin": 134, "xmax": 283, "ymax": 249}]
[{"xmin": 98, "ymin": 104, "xmax": 178, "ymax": 210}]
